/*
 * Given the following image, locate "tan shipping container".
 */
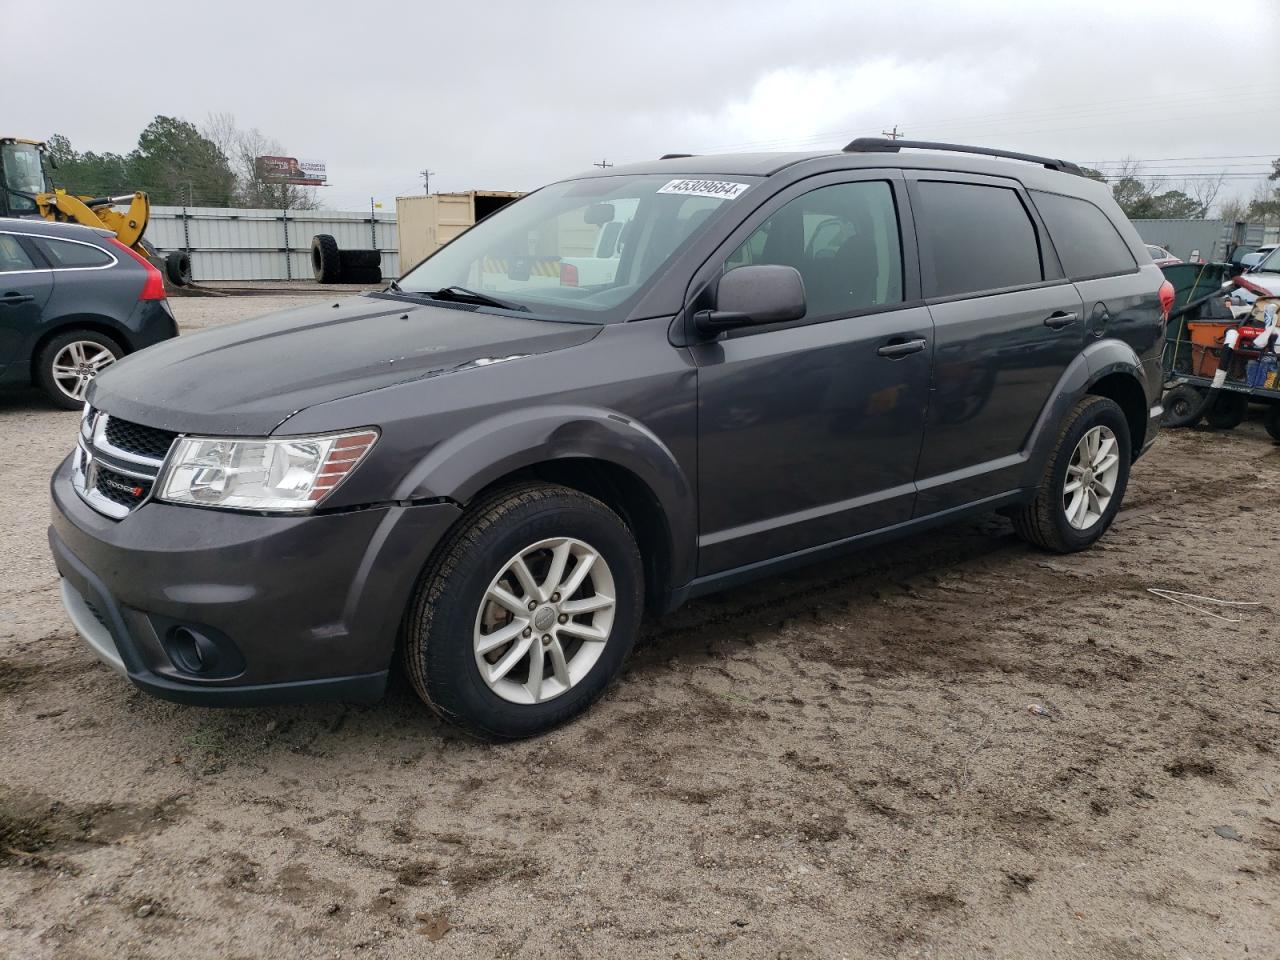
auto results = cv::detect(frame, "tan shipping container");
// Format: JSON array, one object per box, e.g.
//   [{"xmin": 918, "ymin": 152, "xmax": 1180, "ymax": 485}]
[{"xmin": 395, "ymin": 191, "xmax": 524, "ymax": 273}]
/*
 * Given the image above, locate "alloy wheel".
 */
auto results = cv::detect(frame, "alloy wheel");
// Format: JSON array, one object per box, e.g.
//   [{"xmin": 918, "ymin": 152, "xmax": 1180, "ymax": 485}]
[
  {"xmin": 1063, "ymin": 425, "xmax": 1120, "ymax": 530},
  {"xmin": 51, "ymin": 341, "xmax": 116, "ymax": 402},
  {"xmin": 473, "ymin": 537, "xmax": 616, "ymax": 705}
]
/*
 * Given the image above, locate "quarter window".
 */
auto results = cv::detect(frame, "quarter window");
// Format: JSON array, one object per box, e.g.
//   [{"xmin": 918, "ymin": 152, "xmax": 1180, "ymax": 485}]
[
  {"xmin": 36, "ymin": 238, "xmax": 113, "ymax": 269},
  {"xmin": 914, "ymin": 181, "xmax": 1043, "ymax": 298},
  {"xmin": 726, "ymin": 181, "xmax": 903, "ymax": 318},
  {"xmin": 1032, "ymin": 190, "xmax": 1137, "ymax": 279},
  {"xmin": 0, "ymin": 234, "xmax": 36, "ymax": 272}
]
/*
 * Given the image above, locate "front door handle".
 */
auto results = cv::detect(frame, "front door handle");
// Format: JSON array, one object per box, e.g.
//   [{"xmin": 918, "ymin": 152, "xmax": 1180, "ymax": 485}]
[
  {"xmin": 877, "ymin": 337, "xmax": 927, "ymax": 359},
  {"xmin": 0, "ymin": 293, "xmax": 34, "ymax": 305},
  {"xmin": 1044, "ymin": 310, "xmax": 1078, "ymax": 330}
]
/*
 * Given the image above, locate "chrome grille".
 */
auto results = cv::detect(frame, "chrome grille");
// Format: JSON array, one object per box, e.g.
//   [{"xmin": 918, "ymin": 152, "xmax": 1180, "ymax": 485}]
[{"xmin": 72, "ymin": 407, "xmax": 172, "ymax": 519}]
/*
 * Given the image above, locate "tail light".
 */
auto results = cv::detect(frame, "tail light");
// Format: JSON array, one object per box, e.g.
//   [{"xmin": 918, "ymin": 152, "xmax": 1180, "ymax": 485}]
[
  {"xmin": 559, "ymin": 262, "xmax": 579, "ymax": 287},
  {"xmin": 107, "ymin": 238, "xmax": 167, "ymax": 301},
  {"xmin": 1157, "ymin": 279, "xmax": 1175, "ymax": 322}
]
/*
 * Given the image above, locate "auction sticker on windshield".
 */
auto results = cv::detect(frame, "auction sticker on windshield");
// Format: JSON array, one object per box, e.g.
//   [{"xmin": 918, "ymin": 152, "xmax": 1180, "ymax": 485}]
[{"xmin": 657, "ymin": 179, "xmax": 751, "ymax": 200}]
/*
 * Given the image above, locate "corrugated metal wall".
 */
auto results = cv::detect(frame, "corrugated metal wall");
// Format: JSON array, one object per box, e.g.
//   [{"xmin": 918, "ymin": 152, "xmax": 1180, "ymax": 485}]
[
  {"xmin": 145, "ymin": 207, "xmax": 400, "ymax": 281},
  {"xmin": 1130, "ymin": 219, "xmax": 1280, "ymax": 262}
]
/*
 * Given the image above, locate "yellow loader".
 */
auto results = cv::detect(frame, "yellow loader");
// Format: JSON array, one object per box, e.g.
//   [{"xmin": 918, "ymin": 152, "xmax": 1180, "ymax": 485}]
[{"xmin": 1, "ymin": 137, "xmax": 190, "ymax": 284}]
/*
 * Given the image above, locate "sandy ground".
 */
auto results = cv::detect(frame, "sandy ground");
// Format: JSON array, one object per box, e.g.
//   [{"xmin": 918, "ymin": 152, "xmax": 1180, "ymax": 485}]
[{"xmin": 1, "ymin": 295, "xmax": 1278, "ymax": 960}]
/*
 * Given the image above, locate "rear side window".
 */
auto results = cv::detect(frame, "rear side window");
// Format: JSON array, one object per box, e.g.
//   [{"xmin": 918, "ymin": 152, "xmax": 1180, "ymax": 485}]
[
  {"xmin": 914, "ymin": 181, "xmax": 1043, "ymax": 298},
  {"xmin": 0, "ymin": 234, "xmax": 36, "ymax": 272},
  {"xmin": 37, "ymin": 238, "xmax": 113, "ymax": 269},
  {"xmin": 1032, "ymin": 190, "xmax": 1137, "ymax": 280}
]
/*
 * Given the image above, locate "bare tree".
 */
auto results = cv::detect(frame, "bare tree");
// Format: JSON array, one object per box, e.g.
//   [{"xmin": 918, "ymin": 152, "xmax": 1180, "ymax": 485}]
[
  {"xmin": 202, "ymin": 112, "xmax": 320, "ymax": 210},
  {"xmin": 1216, "ymin": 195, "xmax": 1250, "ymax": 223},
  {"xmin": 1183, "ymin": 172, "xmax": 1225, "ymax": 219}
]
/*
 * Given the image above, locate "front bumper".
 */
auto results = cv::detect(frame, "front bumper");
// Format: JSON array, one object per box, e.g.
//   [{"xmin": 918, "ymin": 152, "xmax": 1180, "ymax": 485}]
[{"xmin": 49, "ymin": 455, "xmax": 461, "ymax": 707}]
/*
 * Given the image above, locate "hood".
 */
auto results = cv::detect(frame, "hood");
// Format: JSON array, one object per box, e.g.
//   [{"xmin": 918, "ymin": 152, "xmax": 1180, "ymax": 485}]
[
  {"xmin": 1240, "ymin": 271, "xmax": 1280, "ymax": 297},
  {"xmin": 90, "ymin": 294, "xmax": 601, "ymax": 435}
]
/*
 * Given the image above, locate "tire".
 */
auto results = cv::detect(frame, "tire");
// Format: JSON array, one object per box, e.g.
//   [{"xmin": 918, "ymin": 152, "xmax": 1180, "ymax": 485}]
[
  {"xmin": 1204, "ymin": 392, "xmax": 1247, "ymax": 430},
  {"xmin": 339, "ymin": 248, "xmax": 381, "ymax": 270},
  {"xmin": 34, "ymin": 330, "xmax": 123, "ymax": 410},
  {"xmin": 403, "ymin": 483, "xmax": 644, "ymax": 740},
  {"xmin": 1161, "ymin": 384, "xmax": 1206, "ymax": 428},
  {"xmin": 1265, "ymin": 404, "xmax": 1280, "ymax": 442},
  {"xmin": 311, "ymin": 234, "xmax": 341, "ymax": 282},
  {"xmin": 164, "ymin": 251, "xmax": 192, "ymax": 286},
  {"xmin": 337, "ymin": 265, "xmax": 382, "ymax": 284},
  {"xmin": 1011, "ymin": 395, "xmax": 1131, "ymax": 554}
]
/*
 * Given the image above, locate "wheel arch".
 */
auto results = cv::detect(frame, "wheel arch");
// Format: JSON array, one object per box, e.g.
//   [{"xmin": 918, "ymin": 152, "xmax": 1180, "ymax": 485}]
[
  {"xmin": 1086, "ymin": 369, "xmax": 1148, "ymax": 455},
  {"xmin": 27, "ymin": 319, "xmax": 131, "ymax": 382},
  {"xmin": 395, "ymin": 406, "xmax": 696, "ymax": 609}
]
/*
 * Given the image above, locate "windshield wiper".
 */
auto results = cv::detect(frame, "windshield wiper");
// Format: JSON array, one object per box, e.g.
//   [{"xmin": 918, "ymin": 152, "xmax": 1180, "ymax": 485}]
[
  {"xmin": 426, "ymin": 285, "xmax": 529, "ymax": 312},
  {"xmin": 386, "ymin": 279, "xmax": 402, "ymax": 292}
]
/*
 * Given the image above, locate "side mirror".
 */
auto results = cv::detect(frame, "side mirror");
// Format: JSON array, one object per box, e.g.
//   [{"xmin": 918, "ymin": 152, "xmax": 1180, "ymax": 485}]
[
  {"xmin": 694, "ymin": 264, "xmax": 806, "ymax": 335},
  {"xmin": 583, "ymin": 203, "xmax": 615, "ymax": 225}
]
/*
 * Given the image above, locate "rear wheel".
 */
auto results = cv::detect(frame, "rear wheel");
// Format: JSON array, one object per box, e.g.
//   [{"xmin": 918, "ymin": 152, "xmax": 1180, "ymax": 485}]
[
  {"xmin": 1264, "ymin": 403, "xmax": 1280, "ymax": 442},
  {"xmin": 1204, "ymin": 392, "xmax": 1247, "ymax": 430},
  {"xmin": 35, "ymin": 330, "xmax": 122, "ymax": 410},
  {"xmin": 164, "ymin": 251, "xmax": 192, "ymax": 286},
  {"xmin": 1012, "ymin": 395, "xmax": 1130, "ymax": 553},
  {"xmin": 403, "ymin": 483, "xmax": 643, "ymax": 740}
]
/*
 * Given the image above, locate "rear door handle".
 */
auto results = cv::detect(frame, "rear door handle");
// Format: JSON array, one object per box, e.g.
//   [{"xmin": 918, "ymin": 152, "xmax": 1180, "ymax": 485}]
[
  {"xmin": 0, "ymin": 293, "xmax": 34, "ymax": 305},
  {"xmin": 877, "ymin": 337, "xmax": 928, "ymax": 359},
  {"xmin": 1044, "ymin": 310, "xmax": 1078, "ymax": 329}
]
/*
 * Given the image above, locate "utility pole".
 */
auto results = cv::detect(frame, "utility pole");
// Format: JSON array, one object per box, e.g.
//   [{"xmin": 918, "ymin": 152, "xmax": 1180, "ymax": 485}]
[
  {"xmin": 593, "ymin": 159, "xmax": 613, "ymax": 170},
  {"xmin": 881, "ymin": 125, "xmax": 904, "ymax": 140},
  {"xmin": 420, "ymin": 169, "xmax": 436, "ymax": 193}
]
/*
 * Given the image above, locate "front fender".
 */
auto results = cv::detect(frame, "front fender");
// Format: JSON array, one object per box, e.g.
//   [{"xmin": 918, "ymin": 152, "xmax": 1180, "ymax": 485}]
[
  {"xmin": 1018, "ymin": 338, "xmax": 1147, "ymax": 488},
  {"xmin": 396, "ymin": 404, "xmax": 696, "ymax": 588}
]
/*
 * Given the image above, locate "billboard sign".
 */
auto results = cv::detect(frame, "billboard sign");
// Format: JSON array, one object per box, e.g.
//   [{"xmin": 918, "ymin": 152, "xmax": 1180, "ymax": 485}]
[{"xmin": 254, "ymin": 156, "xmax": 327, "ymax": 186}]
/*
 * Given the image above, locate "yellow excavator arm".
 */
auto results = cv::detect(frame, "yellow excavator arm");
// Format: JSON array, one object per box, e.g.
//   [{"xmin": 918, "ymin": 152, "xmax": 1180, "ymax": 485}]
[{"xmin": 36, "ymin": 189, "xmax": 151, "ymax": 250}]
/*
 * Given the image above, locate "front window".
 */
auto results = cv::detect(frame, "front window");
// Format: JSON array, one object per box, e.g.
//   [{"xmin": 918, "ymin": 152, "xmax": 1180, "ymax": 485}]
[
  {"xmin": 396, "ymin": 174, "xmax": 758, "ymax": 322},
  {"xmin": 2, "ymin": 142, "xmax": 48, "ymax": 214},
  {"xmin": 1256, "ymin": 247, "xmax": 1280, "ymax": 274}
]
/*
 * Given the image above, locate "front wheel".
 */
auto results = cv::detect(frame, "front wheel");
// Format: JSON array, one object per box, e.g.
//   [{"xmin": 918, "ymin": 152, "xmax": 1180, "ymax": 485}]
[
  {"xmin": 1012, "ymin": 395, "xmax": 1131, "ymax": 553},
  {"xmin": 403, "ymin": 483, "xmax": 643, "ymax": 740}
]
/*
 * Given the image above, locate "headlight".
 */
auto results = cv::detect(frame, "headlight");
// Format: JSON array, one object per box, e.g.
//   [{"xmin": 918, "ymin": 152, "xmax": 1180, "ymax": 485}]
[{"xmin": 156, "ymin": 429, "xmax": 378, "ymax": 513}]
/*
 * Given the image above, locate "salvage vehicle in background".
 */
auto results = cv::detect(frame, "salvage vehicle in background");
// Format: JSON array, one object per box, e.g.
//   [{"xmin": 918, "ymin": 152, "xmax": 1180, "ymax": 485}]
[
  {"xmin": 1146, "ymin": 244, "xmax": 1181, "ymax": 267},
  {"xmin": 0, "ymin": 218, "xmax": 176, "ymax": 408},
  {"xmin": 49, "ymin": 139, "xmax": 1167, "ymax": 739}
]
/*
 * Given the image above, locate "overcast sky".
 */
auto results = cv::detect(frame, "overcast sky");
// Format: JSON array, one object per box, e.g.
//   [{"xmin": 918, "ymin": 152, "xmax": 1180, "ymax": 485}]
[{"xmin": 4, "ymin": 0, "xmax": 1277, "ymax": 211}]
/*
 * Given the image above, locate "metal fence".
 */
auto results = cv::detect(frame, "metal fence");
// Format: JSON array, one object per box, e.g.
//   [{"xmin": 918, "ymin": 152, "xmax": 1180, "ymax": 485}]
[
  {"xmin": 144, "ymin": 206, "xmax": 400, "ymax": 282},
  {"xmin": 1131, "ymin": 219, "xmax": 1280, "ymax": 263}
]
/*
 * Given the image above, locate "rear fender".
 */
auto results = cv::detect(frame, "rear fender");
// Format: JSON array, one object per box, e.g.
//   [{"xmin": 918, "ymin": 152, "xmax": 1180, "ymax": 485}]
[{"xmin": 1019, "ymin": 338, "xmax": 1147, "ymax": 488}]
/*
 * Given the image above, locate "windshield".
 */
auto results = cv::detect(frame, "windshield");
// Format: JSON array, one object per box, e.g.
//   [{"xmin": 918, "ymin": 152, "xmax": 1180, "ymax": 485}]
[
  {"xmin": 2, "ymin": 143, "xmax": 47, "ymax": 214},
  {"xmin": 1256, "ymin": 247, "xmax": 1280, "ymax": 273},
  {"xmin": 396, "ymin": 174, "xmax": 758, "ymax": 322}
]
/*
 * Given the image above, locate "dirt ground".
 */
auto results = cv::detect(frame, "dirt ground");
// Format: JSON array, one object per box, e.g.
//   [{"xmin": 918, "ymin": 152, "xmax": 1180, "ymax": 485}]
[{"xmin": 1, "ymin": 295, "xmax": 1278, "ymax": 960}]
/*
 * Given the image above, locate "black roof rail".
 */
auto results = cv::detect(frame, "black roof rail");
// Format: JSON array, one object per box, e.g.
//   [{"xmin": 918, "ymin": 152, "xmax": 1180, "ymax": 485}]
[
  {"xmin": 659, "ymin": 153, "xmax": 696, "ymax": 160},
  {"xmin": 843, "ymin": 137, "xmax": 1083, "ymax": 176}
]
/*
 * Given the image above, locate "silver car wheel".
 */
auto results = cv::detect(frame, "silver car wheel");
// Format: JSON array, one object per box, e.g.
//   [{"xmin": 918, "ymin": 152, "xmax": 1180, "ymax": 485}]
[
  {"xmin": 1063, "ymin": 425, "xmax": 1120, "ymax": 530},
  {"xmin": 51, "ymin": 341, "xmax": 117, "ymax": 402},
  {"xmin": 473, "ymin": 536, "xmax": 616, "ymax": 705}
]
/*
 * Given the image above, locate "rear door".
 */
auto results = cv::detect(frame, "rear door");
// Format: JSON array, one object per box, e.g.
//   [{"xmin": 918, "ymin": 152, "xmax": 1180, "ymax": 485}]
[
  {"xmin": 0, "ymin": 232, "xmax": 52, "ymax": 373},
  {"xmin": 906, "ymin": 173, "xmax": 1084, "ymax": 513},
  {"xmin": 690, "ymin": 170, "xmax": 934, "ymax": 574}
]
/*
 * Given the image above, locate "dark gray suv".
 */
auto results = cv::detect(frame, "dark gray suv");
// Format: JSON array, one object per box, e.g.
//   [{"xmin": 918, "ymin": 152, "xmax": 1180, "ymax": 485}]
[{"xmin": 49, "ymin": 139, "xmax": 1168, "ymax": 739}]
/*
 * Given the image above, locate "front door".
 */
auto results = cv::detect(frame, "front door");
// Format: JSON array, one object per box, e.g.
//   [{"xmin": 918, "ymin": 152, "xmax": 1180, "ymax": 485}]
[
  {"xmin": 690, "ymin": 173, "xmax": 933, "ymax": 575},
  {"xmin": 0, "ymin": 232, "xmax": 52, "ymax": 373}
]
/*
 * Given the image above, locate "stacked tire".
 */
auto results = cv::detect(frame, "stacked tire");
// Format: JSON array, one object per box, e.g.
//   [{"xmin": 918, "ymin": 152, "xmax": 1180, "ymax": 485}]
[{"xmin": 311, "ymin": 234, "xmax": 381, "ymax": 284}]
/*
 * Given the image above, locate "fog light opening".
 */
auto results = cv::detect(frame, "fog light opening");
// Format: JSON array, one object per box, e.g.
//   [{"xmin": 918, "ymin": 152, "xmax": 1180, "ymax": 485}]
[{"xmin": 167, "ymin": 627, "xmax": 219, "ymax": 674}]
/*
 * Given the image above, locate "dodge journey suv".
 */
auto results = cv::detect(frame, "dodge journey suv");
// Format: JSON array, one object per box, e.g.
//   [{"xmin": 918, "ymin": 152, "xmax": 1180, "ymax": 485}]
[{"xmin": 49, "ymin": 139, "xmax": 1169, "ymax": 739}]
